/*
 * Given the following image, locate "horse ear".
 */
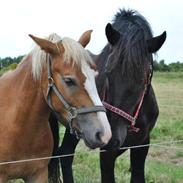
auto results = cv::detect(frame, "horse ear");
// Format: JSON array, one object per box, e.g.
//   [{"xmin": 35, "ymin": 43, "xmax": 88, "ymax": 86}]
[
  {"xmin": 78, "ymin": 30, "xmax": 93, "ymax": 48},
  {"xmin": 147, "ymin": 31, "xmax": 167, "ymax": 53},
  {"xmin": 105, "ymin": 23, "xmax": 120, "ymax": 45},
  {"xmin": 29, "ymin": 34, "xmax": 58, "ymax": 55}
]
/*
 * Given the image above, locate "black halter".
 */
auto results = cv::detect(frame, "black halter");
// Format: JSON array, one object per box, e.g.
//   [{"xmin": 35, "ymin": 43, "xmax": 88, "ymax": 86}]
[{"xmin": 46, "ymin": 55, "xmax": 106, "ymax": 136}]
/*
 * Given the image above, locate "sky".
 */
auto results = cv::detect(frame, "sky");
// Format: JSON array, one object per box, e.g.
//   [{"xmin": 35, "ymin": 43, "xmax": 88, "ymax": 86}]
[{"xmin": 0, "ymin": 0, "xmax": 182, "ymax": 63}]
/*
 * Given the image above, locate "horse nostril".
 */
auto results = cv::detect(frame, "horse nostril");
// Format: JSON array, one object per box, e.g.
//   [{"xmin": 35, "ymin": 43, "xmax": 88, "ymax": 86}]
[{"xmin": 95, "ymin": 131, "xmax": 103, "ymax": 143}]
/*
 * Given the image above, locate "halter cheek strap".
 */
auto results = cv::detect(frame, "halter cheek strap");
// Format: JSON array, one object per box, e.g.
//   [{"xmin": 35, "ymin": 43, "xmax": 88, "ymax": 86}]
[{"xmin": 46, "ymin": 55, "xmax": 106, "ymax": 136}]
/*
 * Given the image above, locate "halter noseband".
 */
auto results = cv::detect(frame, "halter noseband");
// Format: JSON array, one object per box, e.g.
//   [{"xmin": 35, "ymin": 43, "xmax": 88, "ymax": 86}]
[
  {"xmin": 46, "ymin": 55, "xmax": 106, "ymax": 137},
  {"xmin": 102, "ymin": 64, "xmax": 153, "ymax": 133}
]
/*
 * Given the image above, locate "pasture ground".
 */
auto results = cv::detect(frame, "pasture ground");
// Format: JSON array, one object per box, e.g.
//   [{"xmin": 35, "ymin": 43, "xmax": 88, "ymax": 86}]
[{"xmin": 8, "ymin": 72, "xmax": 183, "ymax": 183}]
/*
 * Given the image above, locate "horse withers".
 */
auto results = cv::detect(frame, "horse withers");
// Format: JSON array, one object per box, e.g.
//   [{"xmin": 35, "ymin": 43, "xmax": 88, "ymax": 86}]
[
  {"xmin": 0, "ymin": 30, "xmax": 111, "ymax": 182},
  {"xmin": 56, "ymin": 9, "xmax": 166, "ymax": 183}
]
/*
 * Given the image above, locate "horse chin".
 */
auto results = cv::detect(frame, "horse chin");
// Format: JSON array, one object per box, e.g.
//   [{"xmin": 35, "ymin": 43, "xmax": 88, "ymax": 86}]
[
  {"xmin": 104, "ymin": 127, "xmax": 127, "ymax": 150},
  {"xmin": 103, "ymin": 138, "xmax": 125, "ymax": 151},
  {"xmin": 83, "ymin": 139, "xmax": 98, "ymax": 149},
  {"xmin": 81, "ymin": 133, "xmax": 105, "ymax": 149},
  {"xmin": 69, "ymin": 124, "xmax": 101, "ymax": 149}
]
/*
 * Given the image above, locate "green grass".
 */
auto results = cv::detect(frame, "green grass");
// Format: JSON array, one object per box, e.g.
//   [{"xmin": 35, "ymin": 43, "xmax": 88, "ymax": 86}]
[
  {"xmin": 146, "ymin": 161, "xmax": 183, "ymax": 183},
  {"xmin": 151, "ymin": 72, "xmax": 183, "ymax": 142},
  {"xmin": 0, "ymin": 63, "xmax": 17, "ymax": 76},
  {"xmin": 72, "ymin": 72, "xmax": 183, "ymax": 183},
  {"xmin": 8, "ymin": 72, "xmax": 183, "ymax": 183}
]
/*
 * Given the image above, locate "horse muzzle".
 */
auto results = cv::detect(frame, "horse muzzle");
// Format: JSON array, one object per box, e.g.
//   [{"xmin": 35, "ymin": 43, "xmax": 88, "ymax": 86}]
[{"xmin": 74, "ymin": 113, "xmax": 112, "ymax": 149}]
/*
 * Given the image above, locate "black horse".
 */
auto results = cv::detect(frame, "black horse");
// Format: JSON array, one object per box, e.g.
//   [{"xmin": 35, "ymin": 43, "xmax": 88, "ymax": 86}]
[{"xmin": 50, "ymin": 9, "xmax": 166, "ymax": 183}]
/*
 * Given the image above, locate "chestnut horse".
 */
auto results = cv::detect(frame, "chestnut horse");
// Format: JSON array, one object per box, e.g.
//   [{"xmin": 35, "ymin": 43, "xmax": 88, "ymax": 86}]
[{"xmin": 0, "ymin": 31, "xmax": 111, "ymax": 182}]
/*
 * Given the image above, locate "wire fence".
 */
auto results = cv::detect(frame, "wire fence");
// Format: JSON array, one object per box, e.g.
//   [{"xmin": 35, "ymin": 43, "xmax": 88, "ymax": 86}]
[{"xmin": 0, "ymin": 139, "xmax": 183, "ymax": 166}]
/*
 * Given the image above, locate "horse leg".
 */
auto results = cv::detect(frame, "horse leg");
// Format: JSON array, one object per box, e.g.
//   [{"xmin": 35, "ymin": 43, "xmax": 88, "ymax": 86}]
[
  {"xmin": 59, "ymin": 128, "xmax": 79, "ymax": 183},
  {"xmin": 100, "ymin": 149, "xmax": 124, "ymax": 183},
  {"xmin": 48, "ymin": 112, "xmax": 62, "ymax": 183},
  {"xmin": 130, "ymin": 137, "xmax": 150, "ymax": 183},
  {"xmin": 26, "ymin": 167, "xmax": 48, "ymax": 183}
]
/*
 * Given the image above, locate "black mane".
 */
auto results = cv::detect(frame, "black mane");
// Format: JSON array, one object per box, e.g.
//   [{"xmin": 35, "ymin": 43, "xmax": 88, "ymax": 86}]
[{"xmin": 99, "ymin": 9, "xmax": 154, "ymax": 80}]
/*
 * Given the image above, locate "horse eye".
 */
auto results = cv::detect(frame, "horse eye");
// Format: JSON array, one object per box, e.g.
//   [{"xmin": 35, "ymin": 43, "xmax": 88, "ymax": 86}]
[{"xmin": 63, "ymin": 77, "xmax": 76, "ymax": 87}]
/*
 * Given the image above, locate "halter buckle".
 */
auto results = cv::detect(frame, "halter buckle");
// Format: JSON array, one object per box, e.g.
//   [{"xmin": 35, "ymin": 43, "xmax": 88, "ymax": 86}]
[{"xmin": 67, "ymin": 107, "xmax": 78, "ymax": 121}]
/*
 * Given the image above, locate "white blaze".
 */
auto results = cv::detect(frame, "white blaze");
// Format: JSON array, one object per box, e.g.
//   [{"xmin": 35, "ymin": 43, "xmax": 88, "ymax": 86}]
[{"xmin": 81, "ymin": 61, "xmax": 112, "ymax": 144}]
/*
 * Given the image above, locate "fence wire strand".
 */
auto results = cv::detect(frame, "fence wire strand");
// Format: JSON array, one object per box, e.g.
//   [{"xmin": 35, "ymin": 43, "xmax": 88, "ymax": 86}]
[
  {"xmin": 0, "ymin": 140, "xmax": 183, "ymax": 166},
  {"xmin": 159, "ymin": 104, "xmax": 183, "ymax": 108}
]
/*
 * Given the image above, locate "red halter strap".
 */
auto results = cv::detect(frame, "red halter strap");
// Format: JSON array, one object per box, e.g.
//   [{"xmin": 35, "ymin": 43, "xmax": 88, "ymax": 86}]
[
  {"xmin": 101, "ymin": 69, "xmax": 151, "ymax": 133},
  {"xmin": 102, "ymin": 86, "xmax": 147, "ymax": 133}
]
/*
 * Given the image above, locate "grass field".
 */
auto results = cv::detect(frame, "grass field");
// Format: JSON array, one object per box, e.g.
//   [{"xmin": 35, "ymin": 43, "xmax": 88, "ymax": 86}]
[{"xmin": 8, "ymin": 72, "xmax": 183, "ymax": 183}]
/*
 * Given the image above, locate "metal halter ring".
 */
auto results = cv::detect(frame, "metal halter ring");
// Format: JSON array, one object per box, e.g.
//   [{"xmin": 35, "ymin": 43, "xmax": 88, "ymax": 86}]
[
  {"xmin": 68, "ymin": 107, "xmax": 78, "ymax": 120},
  {"xmin": 67, "ymin": 107, "xmax": 78, "ymax": 134},
  {"xmin": 48, "ymin": 76, "xmax": 54, "ymax": 87}
]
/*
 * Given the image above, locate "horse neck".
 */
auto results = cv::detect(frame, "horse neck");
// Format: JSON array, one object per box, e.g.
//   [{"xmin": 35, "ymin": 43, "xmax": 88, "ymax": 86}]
[
  {"xmin": 95, "ymin": 47, "xmax": 110, "ymax": 94},
  {"xmin": 12, "ymin": 56, "xmax": 50, "ymax": 123}
]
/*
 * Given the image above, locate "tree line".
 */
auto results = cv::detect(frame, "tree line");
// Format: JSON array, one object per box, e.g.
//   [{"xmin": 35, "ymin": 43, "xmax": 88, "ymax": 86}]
[
  {"xmin": 0, "ymin": 55, "xmax": 24, "ymax": 68},
  {"xmin": 0, "ymin": 56, "xmax": 24, "ymax": 75},
  {"xmin": 153, "ymin": 60, "xmax": 183, "ymax": 72},
  {"xmin": 0, "ymin": 56, "xmax": 183, "ymax": 72}
]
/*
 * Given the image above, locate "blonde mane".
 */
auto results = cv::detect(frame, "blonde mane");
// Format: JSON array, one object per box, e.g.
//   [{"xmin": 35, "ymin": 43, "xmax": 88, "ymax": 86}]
[{"xmin": 30, "ymin": 33, "xmax": 93, "ymax": 80}]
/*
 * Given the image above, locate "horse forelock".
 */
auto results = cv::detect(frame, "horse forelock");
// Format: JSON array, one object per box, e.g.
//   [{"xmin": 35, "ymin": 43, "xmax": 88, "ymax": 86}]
[
  {"xmin": 61, "ymin": 37, "xmax": 93, "ymax": 67},
  {"xmin": 30, "ymin": 34, "xmax": 93, "ymax": 81}
]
